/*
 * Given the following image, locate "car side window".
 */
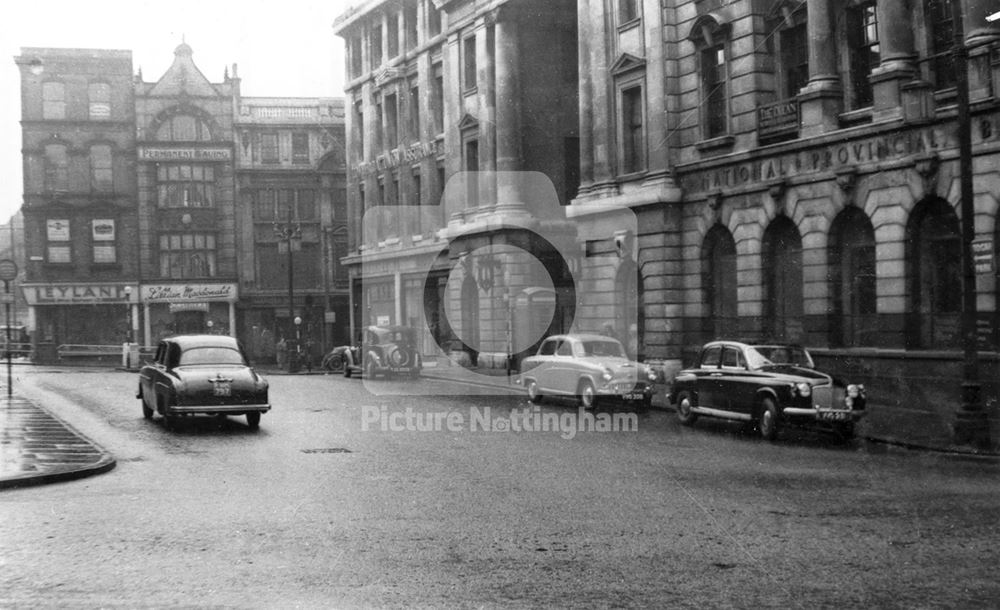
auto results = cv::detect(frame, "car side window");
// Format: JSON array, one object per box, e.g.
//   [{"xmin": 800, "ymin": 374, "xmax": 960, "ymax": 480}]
[
  {"xmin": 699, "ymin": 346, "xmax": 721, "ymax": 369},
  {"xmin": 721, "ymin": 347, "xmax": 744, "ymax": 369},
  {"xmin": 538, "ymin": 340, "xmax": 558, "ymax": 356},
  {"xmin": 166, "ymin": 344, "xmax": 181, "ymax": 368},
  {"xmin": 154, "ymin": 343, "xmax": 165, "ymax": 364},
  {"xmin": 556, "ymin": 340, "xmax": 574, "ymax": 357}
]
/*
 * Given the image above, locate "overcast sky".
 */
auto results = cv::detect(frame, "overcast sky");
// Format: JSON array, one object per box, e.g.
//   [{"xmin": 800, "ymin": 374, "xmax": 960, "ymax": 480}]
[{"xmin": 0, "ymin": 0, "xmax": 355, "ymax": 223}]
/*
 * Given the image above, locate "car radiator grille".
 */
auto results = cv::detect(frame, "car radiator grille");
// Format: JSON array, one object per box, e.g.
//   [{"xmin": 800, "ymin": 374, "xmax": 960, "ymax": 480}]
[
  {"xmin": 813, "ymin": 384, "xmax": 847, "ymax": 410},
  {"xmin": 609, "ymin": 381, "xmax": 648, "ymax": 393}
]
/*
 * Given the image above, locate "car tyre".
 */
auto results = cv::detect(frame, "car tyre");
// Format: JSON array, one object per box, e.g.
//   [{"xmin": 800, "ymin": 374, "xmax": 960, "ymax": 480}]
[
  {"xmin": 758, "ymin": 397, "xmax": 780, "ymax": 441},
  {"xmin": 526, "ymin": 379, "xmax": 543, "ymax": 404},
  {"xmin": 139, "ymin": 391, "xmax": 153, "ymax": 420},
  {"xmin": 246, "ymin": 412, "xmax": 261, "ymax": 429},
  {"xmin": 577, "ymin": 380, "xmax": 597, "ymax": 410},
  {"xmin": 324, "ymin": 353, "xmax": 344, "ymax": 374},
  {"xmin": 676, "ymin": 391, "xmax": 698, "ymax": 425}
]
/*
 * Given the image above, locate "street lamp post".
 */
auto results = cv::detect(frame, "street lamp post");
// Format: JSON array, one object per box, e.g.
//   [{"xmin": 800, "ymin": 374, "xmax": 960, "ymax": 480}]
[
  {"xmin": 294, "ymin": 315, "xmax": 303, "ymax": 371},
  {"xmin": 123, "ymin": 286, "xmax": 133, "ymax": 344},
  {"xmin": 950, "ymin": 0, "xmax": 991, "ymax": 450},
  {"xmin": 274, "ymin": 204, "xmax": 302, "ymax": 373}
]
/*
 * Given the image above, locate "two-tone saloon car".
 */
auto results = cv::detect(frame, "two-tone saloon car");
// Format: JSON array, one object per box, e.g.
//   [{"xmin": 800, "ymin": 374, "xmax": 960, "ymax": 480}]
[
  {"xmin": 520, "ymin": 334, "xmax": 656, "ymax": 408},
  {"xmin": 137, "ymin": 335, "xmax": 270, "ymax": 429},
  {"xmin": 668, "ymin": 341, "xmax": 866, "ymax": 440}
]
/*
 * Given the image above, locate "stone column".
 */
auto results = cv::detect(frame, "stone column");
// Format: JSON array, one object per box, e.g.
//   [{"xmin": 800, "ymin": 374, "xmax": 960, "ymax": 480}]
[
  {"xmin": 494, "ymin": 15, "xmax": 525, "ymax": 209},
  {"xmin": 799, "ymin": 0, "xmax": 842, "ymax": 136},
  {"xmin": 588, "ymin": 0, "xmax": 616, "ymax": 194},
  {"xmin": 963, "ymin": 0, "xmax": 1000, "ymax": 101},
  {"xmin": 577, "ymin": 0, "xmax": 594, "ymax": 197},
  {"xmin": 871, "ymin": 1, "xmax": 916, "ymax": 121},
  {"xmin": 476, "ymin": 20, "xmax": 497, "ymax": 207},
  {"xmin": 641, "ymin": 0, "xmax": 674, "ymax": 190}
]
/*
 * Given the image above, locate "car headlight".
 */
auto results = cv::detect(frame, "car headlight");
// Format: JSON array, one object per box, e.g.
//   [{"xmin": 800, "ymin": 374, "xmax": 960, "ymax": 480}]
[
  {"xmin": 847, "ymin": 384, "xmax": 861, "ymax": 398},
  {"xmin": 795, "ymin": 382, "xmax": 811, "ymax": 397},
  {"xmin": 601, "ymin": 368, "xmax": 613, "ymax": 382},
  {"xmin": 647, "ymin": 369, "xmax": 657, "ymax": 382}
]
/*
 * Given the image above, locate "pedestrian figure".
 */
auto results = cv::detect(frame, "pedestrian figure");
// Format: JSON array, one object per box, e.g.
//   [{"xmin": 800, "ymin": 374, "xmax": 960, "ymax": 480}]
[{"xmin": 276, "ymin": 337, "xmax": 287, "ymax": 369}]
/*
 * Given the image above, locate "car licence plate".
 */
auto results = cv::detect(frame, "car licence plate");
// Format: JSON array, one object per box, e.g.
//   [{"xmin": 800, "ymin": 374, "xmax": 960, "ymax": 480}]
[
  {"xmin": 214, "ymin": 382, "xmax": 231, "ymax": 397},
  {"xmin": 623, "ymin": 392, "xmax": 644, "ymax": 401},
  {"xmin": 818, "ymin": 410, "xmax": 848, "ymax": 421}
]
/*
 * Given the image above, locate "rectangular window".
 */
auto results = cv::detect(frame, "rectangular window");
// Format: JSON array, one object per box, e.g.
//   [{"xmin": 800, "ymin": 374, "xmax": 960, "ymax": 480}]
[
  {"xmin": 156, "ymin": 164, "xmax": 216, "ymax": 208},
  {"xmin": 621, "ymin": 86, "xmax": 645, "ymax": 174},
  {"xmin": 387, "ymin": 12, "xmax": 400, "ymax": 58},
  {"xmin": 702, "ymin": 45, "xmax": 728, "ymax": 138},
  {"xmin": 44, "ymin": 144, "xmax": 69, "ymax": 192},
  {"xmin": 780, "ymin": 23, "xmax": 809, "ymax": 98},
  {"xmin": 428, "ymin": 5, "xmax": 442, "ymax": 37},
  {"xmin": 847, "ymin": 2, "xmax": 879, "ymax": 108},
  {"xmin": 159, "ymin": 233, "xmax": 217, "ymax": 278},
  {"xmin": 927, "ymin": 0, "xmax": 956, "ymax": 90},
  {"xmin": 354, "ymin": 101, "xmax": 365, "ymax": 160},
  {"xmin": 409, "ymin": 81, "xmax": 420, "ymax": 139},
  {"xmin": 464, "ymin": 139, "xmax": 479, "ymax": 207},
  {"xmin": 261, "ymin": 133, "xmax": 279, "ymax": 164},
  {"xmin": 254, "ymin": 189, "xmax": 276, "ymax": 221},
  {"xmin": 385, "ymin": 93, "xmax": 398, "ymax": 147},
  {"xmin": 405, "ymin": 5, "xmax": 418, "ymax": 50},
  {"xmin": 350, "ymin": 36, "xmax": 363, "ymax": 77},
  {"xmin": 371, "ymin": 22, "xmax": 383, "ymax": 68},
  {"xmin": 92, "ymin": 219, "xmax": 117, "ymax": 264},
  {"xmin": 42, "ymin": 82, "xmax": 65, "ymax": 120},
  {"xmin": 432, "ymin": 68, "xmax": 444, "ymax": 133},
  {"xmin": 619, "ymin": 0, "xmax": 638, "ymax": 24},
  {"xmin": 47, "ymin": 218, "xmax": 71, "ymax": 263},
  {"xmin": 88, "ymin": 83, "xmax": 111, "ymax": 120},
  {"xmin": 411, "ymin": 169, "xmax": 422, "ymax": 235},
  {"xmin": 291, "ymin": 132, "xmax": 309, "ymax": 164},
  {"xmin": 463, "ymin": 36, "xmax": 477, "ymax": 92},
  {"xmin": 90, "ymin": 144, "xmax": 113, "ymax": 192},
  {"xmin": 297, "ymin": 189, "xmax": 317, "ymax": 220},
  {"xmin": 374, "ymin": 98, "xmax": 384, "ymax": 151}
]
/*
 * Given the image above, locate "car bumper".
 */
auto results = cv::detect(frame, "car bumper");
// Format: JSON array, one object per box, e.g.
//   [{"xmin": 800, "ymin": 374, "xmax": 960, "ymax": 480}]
[
  {"xmin": 596, "ymin": 384, "xmax": 652, "ymax": 401},
  {"xmin": 166, "ymin": 403, "xmax": 271, "ymax": 416}
]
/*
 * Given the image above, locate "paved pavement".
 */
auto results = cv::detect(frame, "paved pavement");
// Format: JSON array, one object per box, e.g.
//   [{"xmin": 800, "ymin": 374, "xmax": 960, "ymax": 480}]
[{"xmin": 3, "ymin": 363, "xmax": 998, "ymax": 490}]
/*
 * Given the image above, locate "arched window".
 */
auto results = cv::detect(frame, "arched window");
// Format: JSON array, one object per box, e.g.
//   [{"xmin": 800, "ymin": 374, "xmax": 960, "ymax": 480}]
[
  {"xmin": 906, "ymin": 197, "xmax": 961, "ymax": 349},
  {"xmin": 829, "ymin": 207, "xmax": 877, "ymax": 347},
  {"xmin": 762, "ymin": 216, "xmax": 803, "ymax": 342},
  {"xmin": 702, "ymin": 225, "xmax": 738, "ymax": 340},
  {"xmin": 155, "ymin": 114, "xmax": 213, "ymax": 141}
]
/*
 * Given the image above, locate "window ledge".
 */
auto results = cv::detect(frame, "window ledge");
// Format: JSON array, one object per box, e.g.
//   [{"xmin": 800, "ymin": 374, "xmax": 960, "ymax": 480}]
[
  {"xmin": 695, "ymin": 135, "xmax": 735, "ymax": 154},
  {"xmin": 838, "ymin": 107, "xmax": 873, "ymax": 127},
  {"xmin": 617, "ymin": 18, "xmax": 641, "ymax": 33}
]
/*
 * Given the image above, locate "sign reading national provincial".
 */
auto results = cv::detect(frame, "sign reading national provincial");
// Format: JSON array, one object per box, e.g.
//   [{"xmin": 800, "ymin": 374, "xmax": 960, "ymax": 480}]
[{"xmin": 138, "ymin": 147, "xmax": 232, "ymax": 162}]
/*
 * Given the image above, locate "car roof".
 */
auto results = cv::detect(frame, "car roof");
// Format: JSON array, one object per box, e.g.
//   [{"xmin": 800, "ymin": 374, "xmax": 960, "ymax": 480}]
[
  {"xmin": 542, "ymin": 333, "xmax": 622, "ymax": 343},
  {"xmin": 164, "ymin": 334, "xmax": 241, "ymax": 350},
  {"xmin": 702, "ymin": 341, "xmax": 805, "ymax": 350}
]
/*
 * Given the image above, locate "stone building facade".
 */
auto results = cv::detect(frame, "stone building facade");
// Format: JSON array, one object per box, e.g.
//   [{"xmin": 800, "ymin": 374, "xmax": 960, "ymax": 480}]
[
  {"xmin": 573, "ymin": 0, "xmax": 1000, "ymax": 413},
  {"xmin": 334, "ymin": 0, "xmax": 580, "ymax": 366}
]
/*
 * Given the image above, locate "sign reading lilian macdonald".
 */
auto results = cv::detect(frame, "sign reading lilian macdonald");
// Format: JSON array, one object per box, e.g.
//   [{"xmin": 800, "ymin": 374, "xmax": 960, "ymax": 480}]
[
  {"xmin": 682, "ymin": 112, "xmax": 1000, "ymax": 196},
  {"xmin": 141, "ymin": 283, "xmax": 237, "ymax": 302}
]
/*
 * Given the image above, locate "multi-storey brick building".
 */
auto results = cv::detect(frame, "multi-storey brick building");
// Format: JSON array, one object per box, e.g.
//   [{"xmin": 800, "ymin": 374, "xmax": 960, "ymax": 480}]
[
  {"xmin": 13, "ymin": 48, "xmax": 139, "ymax": 353},
  {"xmin": 15, "ymin": 44, "xmax": 347, "ymax": 364},
  {"xmin": 333, "ymin": 0, "xmax": 579, "ymax": 366}
]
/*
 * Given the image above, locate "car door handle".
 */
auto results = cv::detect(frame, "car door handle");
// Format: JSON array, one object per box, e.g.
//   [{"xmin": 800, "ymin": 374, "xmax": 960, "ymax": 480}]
[{"xmin": 709, "ymin": 373, "xmax": 723, "ymax": 377}]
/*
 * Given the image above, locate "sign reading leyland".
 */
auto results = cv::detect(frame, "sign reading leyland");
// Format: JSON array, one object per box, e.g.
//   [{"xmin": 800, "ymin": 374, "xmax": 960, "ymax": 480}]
[
  {"xmin": 682, "ymin": 112, "xmax": 1000, "ymax": 196},
  {"xmin": 138, "ymin": 147, "xmax": 232, "ymax": 162}
]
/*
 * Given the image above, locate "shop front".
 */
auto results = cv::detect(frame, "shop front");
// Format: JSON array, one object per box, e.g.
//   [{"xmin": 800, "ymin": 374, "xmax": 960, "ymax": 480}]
[
  {"xmin": 21, "ymin": 282, "xmax": 140, "ymax": 361},
  {"xmin": 140, "ymin": 282, "xmax": 238, "ymax": 345}
]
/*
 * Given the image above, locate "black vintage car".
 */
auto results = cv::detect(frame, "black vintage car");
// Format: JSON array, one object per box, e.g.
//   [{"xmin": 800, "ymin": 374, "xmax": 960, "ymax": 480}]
[
  {"xmin": 667, "ymin": 341, "xmax": 866, "ymax": 440},
  {"xmin": 137, "ymin": 335, "xmax": 270, "ymax": 429},
  {"xmin": 323, "ymin": 325, "xmax": 421, "ymax": 379}
]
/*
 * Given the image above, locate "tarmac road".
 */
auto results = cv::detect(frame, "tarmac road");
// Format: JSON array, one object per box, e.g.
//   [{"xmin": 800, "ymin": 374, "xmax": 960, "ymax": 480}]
[{"xmin": 2, "ymin": 367, "xmax": 999, "ymax": 608}]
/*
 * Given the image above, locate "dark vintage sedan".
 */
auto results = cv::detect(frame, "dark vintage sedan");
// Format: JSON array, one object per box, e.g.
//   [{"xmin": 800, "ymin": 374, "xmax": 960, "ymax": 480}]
[
  {"xmin": 324, "ymin": 325, "xmax": 421, "ymax": 379},
  {"xmin": 520, "ymin": 334, "xmax": 656, "ymax": 409},
  {"xmin": 668, "ymin": 341, "xmax": 866, "ymax": 440},
  {"xmin": 137, "ymin": 335, "xmax": 270, "ymax": 429}
]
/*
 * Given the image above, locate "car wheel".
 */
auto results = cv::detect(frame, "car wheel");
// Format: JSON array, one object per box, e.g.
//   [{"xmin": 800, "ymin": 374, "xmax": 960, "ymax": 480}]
[
  {"xmin": 324, "ymin": 354, "xmax": 344, "ymax": 374},
  {"xmin": 526, "ymin": 379, "xmax": 543, "ymax": 404},
  {"xmin": 758, "ymin": 397, "xmax": 780, "ymax": 441},
  {"xmin": 676, "ymin": 391, "xmax": 698, "ymax": 425},
  {"xmin": 577, "ymin": 380, "xmax": 597, "ymax": 409},
  {"xmin": 246, "ymin": 412, "xmax": 261, "ymax": 429},
  {"xmin": 139, "ymin": 391, "xmax": 153, "ymax": 419}
]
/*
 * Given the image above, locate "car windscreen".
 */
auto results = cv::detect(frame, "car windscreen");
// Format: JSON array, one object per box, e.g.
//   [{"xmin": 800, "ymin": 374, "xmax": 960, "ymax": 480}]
[
  {"xmin": 747, "ymin": 346, "xmax": 812, "ymax": 369},
  {"xmin": 581, "ymin": 339, "xmax": 626, "ymax": 358},
  {"xmin": 178, "ymin": 347, "xmax": 246, "ymax": 366}
]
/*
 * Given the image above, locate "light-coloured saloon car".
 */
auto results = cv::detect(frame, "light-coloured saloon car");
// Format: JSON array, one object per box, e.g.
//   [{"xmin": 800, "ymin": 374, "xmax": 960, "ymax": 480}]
[{"xmin": 520, "ymin": 334, "xmax": 656, "ymax": 408}]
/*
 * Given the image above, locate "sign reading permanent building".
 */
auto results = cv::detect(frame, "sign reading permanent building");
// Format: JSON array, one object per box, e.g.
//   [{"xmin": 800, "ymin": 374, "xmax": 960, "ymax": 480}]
[{"xmin": 137, "ymin": 146, "xmax": 233, "ymax": 162}]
